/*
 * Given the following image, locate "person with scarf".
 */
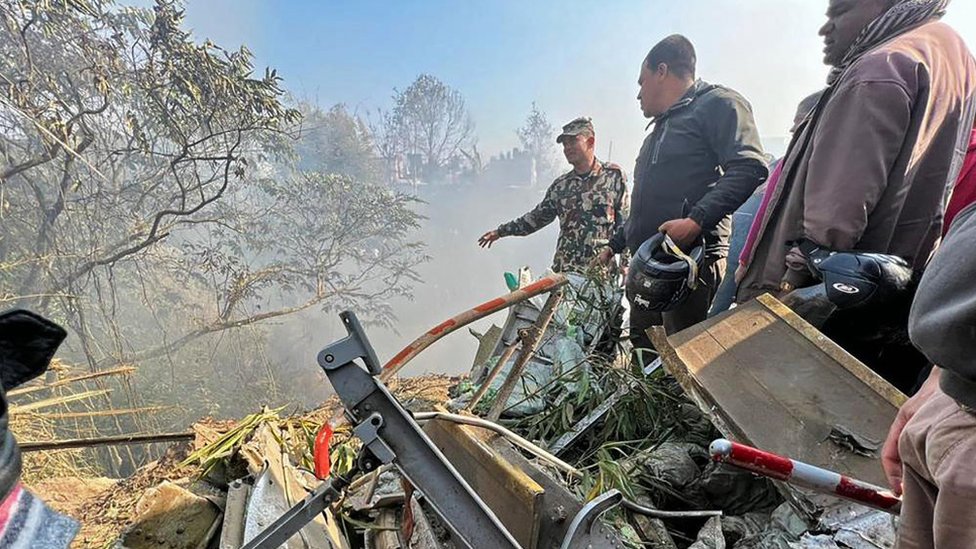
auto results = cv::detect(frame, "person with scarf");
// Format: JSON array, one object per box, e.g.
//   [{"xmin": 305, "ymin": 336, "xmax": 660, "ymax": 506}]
[
  {"xmin": 709, "ymin": 91, "xmax": 824, "ymax": 316},
  {"xmin": 737, "ymin": 0, "xmax": 976, "ymax": 392}
]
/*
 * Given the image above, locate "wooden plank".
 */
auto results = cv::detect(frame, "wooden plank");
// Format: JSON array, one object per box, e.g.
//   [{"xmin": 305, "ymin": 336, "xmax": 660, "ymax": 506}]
[
  {"xmin": 757, "ymin": 294, "xmax": 907, "ymax": 407},
  {"xmin": 488, "ymin": 437, "xmax": 622, "ymax": 549},
  {"xmin": 424, "ymin": 416, "xmax": 543, "ymax": 549},
  {"xmin": 654, "ymin": 296, "xmax": 901, "ymax": 488}
]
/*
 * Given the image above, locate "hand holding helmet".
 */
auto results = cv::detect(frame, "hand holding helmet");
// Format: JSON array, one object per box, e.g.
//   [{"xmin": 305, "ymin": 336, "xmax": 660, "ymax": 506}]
[
  {"xmin": 659, "ymin": 217, "xmax": 702, "ymax": 250},
  {"xmin": 626, "ymin": 231, "xmax": 706, "ymax": 313}
]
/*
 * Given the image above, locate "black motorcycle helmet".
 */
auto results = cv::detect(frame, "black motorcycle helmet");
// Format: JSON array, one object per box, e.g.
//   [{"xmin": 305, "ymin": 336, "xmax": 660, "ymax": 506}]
[
  {"xmin": 627, "ymin": 233, "xmax": 705, "ymax": 312},
  {"xmin": 815, "ymin": 252, "xmax": 914, "ymax": 310}
]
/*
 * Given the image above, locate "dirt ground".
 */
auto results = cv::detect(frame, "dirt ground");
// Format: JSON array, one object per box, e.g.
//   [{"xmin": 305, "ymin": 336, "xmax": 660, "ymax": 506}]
[{"xmin": 29, "ymin": 477, "xmax": 118, "ymax": 519}]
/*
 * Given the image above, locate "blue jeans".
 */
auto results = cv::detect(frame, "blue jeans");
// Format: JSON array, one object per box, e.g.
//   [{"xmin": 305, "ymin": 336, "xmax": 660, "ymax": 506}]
[{"xmin": 709, "ymin": 193, "xmax": 763, "ymax": 317}]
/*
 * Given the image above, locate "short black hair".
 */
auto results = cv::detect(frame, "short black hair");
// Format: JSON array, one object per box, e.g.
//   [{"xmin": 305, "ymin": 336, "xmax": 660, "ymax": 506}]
[{"xmin": 645, "ymin": 34, "xmax": 696, "ymax": 79}]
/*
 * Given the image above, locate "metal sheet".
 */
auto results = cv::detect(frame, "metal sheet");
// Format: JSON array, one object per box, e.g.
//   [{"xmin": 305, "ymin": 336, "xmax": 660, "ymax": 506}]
[{"xmin": 219, "ymin": 480, "xmax": 250, "ymax": 549}]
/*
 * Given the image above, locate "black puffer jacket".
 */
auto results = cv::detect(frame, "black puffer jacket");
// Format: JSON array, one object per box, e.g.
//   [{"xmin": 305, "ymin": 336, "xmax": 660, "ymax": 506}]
[{"xmin": 610, "ymin": 80, "xmax": 768, "ymax": 258}]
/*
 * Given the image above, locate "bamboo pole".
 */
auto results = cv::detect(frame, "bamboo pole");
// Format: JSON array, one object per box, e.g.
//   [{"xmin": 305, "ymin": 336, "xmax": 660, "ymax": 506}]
[
  {"xmin": 28, "ymin": 406, "xmax": 171, "ymax": 420},
  {"xmin": 487, "ymin": 289, "xmax": 563, "ymax": 422},
  {"xmin": 464, "ymin": 342, "xmax": 519, "ymax": 412},
  {"xmin": 7, "ymin": 367, "xmax": 135, "ymax": 398},
  {"xmin": 20, "ymin": 431, "xmax": 195, "ymax": 452},
  {"xmin": 9, "ymin": 389, "xmax": 112, "ymax": 413}
]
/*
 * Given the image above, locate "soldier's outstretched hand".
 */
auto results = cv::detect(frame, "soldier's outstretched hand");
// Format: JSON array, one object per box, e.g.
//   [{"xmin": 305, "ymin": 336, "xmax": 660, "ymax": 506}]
[{"xmin": 478, "ymin": 230, "xmax": 501, "ymax": 249}]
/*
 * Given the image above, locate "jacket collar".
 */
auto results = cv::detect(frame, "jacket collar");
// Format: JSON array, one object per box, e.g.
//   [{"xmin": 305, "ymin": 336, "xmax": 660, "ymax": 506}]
[
  {"xmin": 647, "ymin": 79, "xmax": 711, "ymax": 129},
  {"xmin": 569, "ymin": 157, "xmax": 602, "ymax": 180}
]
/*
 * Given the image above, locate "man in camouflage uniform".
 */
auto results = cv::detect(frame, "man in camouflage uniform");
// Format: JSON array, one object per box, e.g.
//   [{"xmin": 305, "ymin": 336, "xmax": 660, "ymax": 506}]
[{"xmin": 478, "ymin": 117, "xmax": 629, "ymax": 275}]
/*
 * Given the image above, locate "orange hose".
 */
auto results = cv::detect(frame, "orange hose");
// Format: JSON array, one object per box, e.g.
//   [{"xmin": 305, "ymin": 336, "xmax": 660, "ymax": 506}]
[{"xmin": 318, "ymin": 273, "xmax": 569, "ymax": 469}]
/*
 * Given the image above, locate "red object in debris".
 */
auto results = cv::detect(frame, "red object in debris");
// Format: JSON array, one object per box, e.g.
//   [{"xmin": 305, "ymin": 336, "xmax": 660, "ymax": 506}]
[
  {"xmin": 710, "ymin": 438, "xmax": 901, "ymax": 514},
  {"xmin": 313, "ymin": 423, "xmax": 334, "ymax": 479}
]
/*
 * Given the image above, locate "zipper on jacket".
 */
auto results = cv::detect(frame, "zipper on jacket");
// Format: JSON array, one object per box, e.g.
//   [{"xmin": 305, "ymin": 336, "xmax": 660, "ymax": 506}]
[
  {"xmin": 652, "ymin": 119, "xmax": 670, "ymax": 165},
  {"xmin": 645, "ymin": 88, "xmax": 694, "ymax": 166}
]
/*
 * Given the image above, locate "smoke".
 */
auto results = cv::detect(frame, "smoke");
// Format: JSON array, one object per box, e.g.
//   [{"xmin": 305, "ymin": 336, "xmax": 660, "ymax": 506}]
[
  {"xmin": 258, "ymin": 178, "xmax": 559, "ymax": 408},
  {"xmin": 378, "ymin": 183, "xmax": 558, "ymax": 376}
]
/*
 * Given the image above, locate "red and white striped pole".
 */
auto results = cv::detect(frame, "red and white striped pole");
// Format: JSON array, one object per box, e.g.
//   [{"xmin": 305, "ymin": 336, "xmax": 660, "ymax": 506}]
[{"xmin": 709, "ymin": 439, "xmax": 901, "ymax": 515}]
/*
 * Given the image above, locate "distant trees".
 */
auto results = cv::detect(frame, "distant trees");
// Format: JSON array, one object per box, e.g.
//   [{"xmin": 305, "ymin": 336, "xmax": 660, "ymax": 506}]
[
  {"xmin": 375, "ymin": 74, "xmax": 476, "ymax": 181},
  {"xmin": 295, "ymin": 103, "xmax": 381, "ymax": 181},
  {"xmin": 517, "ymin": 103, "xmax": 559, "ymax": 186}
]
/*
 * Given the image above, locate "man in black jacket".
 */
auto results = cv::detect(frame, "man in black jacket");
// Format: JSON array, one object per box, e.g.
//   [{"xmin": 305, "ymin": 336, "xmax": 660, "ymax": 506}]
[{"xmin": 598, "ymin": 35, "xmax": 767, "ymax": 355}]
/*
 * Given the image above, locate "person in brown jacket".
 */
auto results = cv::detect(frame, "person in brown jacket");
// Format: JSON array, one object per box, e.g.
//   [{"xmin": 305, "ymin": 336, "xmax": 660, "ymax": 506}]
[{"xmin": 737, "ymin": 0, "xmax": 976, "ymax": 391}]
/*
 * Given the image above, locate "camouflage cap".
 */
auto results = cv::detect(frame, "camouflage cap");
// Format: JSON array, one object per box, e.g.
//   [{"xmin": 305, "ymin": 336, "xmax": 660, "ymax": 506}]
[{"xmin": 556, "ymin": 117, "xmax": 594, "ymax": 144}]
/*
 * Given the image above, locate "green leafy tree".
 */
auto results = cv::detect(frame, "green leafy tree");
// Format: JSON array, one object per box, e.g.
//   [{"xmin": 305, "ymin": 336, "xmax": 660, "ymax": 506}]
[{"xmin": 296, "ymin": 102, "xmax": 381, "ymax": 181}]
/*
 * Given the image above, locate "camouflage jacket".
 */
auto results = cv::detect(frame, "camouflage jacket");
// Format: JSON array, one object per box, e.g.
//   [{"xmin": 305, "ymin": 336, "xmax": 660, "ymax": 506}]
[{"xmin": 498, "ymin": 161, "xmax": 629, "ymax": 274}]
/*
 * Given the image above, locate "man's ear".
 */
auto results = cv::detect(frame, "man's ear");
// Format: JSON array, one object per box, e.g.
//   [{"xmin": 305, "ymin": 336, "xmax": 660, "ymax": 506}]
[
  {"xmin": 586, "ymin": 135, "xmax": 595, "ymax": 150},
  {"xmin": 655, "ymin": 62, "xmax": 669, "ymax": 78}
]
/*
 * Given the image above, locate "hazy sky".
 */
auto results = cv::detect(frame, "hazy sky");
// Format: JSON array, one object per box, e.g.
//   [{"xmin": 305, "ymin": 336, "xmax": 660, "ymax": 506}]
[
  {"xmin": 179, "ymin": 0, "xmax": 976, "ymax": 164},
  {"xmin": 162, "ymin": 1, "xmax": 976, "ymax": 379}
]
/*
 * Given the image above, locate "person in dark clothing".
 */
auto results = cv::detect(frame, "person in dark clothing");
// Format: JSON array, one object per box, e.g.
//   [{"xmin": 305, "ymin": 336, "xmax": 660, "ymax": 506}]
[
  {"xmin": 881, "ymin": 203, "xmax": 976, "ymax": 549},
  {"xmin": 597, "ymin": 35, "xmax": 768, "ymax": 356}
]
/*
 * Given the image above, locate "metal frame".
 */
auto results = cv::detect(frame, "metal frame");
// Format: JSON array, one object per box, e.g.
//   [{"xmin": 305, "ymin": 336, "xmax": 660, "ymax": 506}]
[{"xmin": 243, "ymin": 311, "xmax": 519, "ymax": 549}]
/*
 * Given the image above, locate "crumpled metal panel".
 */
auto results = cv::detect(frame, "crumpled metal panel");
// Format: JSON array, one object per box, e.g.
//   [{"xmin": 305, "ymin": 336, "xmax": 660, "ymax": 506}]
[
  {"xmin": 243, "ymin": 464, "xmax": 334, "ymax": 549},
  {"xmin": 819, "ymin": 501, "xmax": 895, "ymax": 549}
]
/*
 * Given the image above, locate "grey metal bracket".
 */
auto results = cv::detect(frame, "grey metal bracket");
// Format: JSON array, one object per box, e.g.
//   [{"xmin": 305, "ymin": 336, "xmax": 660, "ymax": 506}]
[
  {"xmin": 317, "ymin": 311, "xmax": 381, "ymax": 375},
  {"xmin": 353, "ymin": 412, "xmax": 395, "ymax": 465},
  {"xmin": 322, "ymin": 311, "xmax": 521, "ymax": 549}
]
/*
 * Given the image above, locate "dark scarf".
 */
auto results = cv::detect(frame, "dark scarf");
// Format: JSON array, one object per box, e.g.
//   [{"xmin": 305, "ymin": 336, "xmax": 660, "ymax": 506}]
[{"xmin": 828, "ymin": 0, "xmax": 950, "ymax": 84}]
